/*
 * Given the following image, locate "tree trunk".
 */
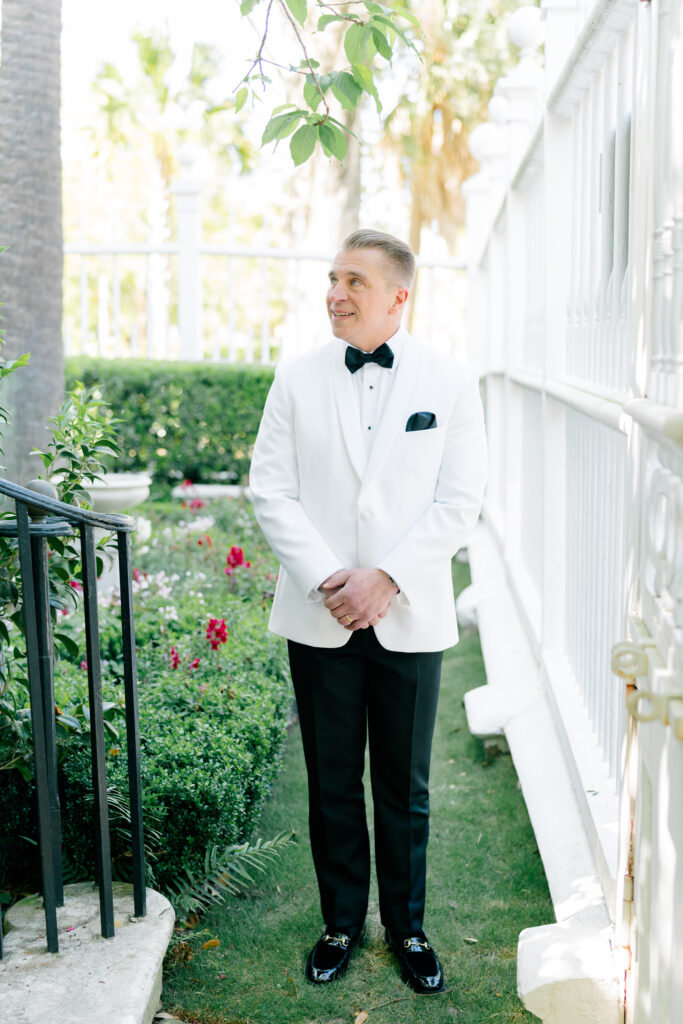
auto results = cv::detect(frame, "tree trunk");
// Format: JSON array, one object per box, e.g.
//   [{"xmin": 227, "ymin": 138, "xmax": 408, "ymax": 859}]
[{"xmin": 0, "ymin": 0, "xmax": 64, "ymax": 485}]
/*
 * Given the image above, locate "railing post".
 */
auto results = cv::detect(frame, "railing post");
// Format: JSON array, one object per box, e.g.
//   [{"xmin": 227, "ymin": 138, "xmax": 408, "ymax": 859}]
[
  {"xmin": 31, "ymin": 530, "xmax": 64, "ymax": 909},
  {"xmin": 173, "ymin": 147, "xmax": 203, "ymax": 361},
  {"xmin": 15, "ymin": 500, "xmax": 60, "ymax": 953},
  {"xmin": 117, "ymin": 530, "xmax": 146, "ymax": 917},
  {"xmin": 80, "ymin": 523, "xmax": 115, "ymax": 939}
]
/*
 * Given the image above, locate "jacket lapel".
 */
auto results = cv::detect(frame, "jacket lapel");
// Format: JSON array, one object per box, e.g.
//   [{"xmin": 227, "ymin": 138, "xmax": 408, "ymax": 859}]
[
  {"xmin": 331, "ymin": 342, "xmax": 366, "ymax": 481},
  {"xmin": 360, "ymin": 331, "xmax": 420, "ymax": 494}
]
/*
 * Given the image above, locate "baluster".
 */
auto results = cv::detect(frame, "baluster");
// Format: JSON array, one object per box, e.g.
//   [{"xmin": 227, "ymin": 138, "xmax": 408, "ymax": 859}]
[
  {"xmin": 117, "ymin": 530, "xmax": 146, "ymax": 917},
  {"xmin": 16, "ymin": 502, "xmax": 59, "ymax": 953},
  {"xmin": 31, "ymin": 529, "xmax": 63, "ymax": 908},
  {"xmin": 260, "ymin": 257, "xmax": 270, "ymax": 364},
  {"xmin": 80, "ymin": 523, "xmax": 115, "ymax": 939}
]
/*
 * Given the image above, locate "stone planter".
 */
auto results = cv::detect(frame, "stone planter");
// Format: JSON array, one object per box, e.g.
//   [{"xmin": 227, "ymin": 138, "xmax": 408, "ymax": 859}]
[{"xmin": 86, "ymin": 472, "xmax": 152, "ymax": 514}]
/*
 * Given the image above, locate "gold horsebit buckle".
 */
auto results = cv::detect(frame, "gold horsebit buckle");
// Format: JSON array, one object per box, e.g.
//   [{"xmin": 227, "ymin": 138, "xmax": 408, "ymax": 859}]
[
  {"xmin": 322, "ymin": 932, "xmax": 350, "ymax": 948},
  {"xmin": 404, "ymin": 937, "xmax": 431, "ymax": 951}
]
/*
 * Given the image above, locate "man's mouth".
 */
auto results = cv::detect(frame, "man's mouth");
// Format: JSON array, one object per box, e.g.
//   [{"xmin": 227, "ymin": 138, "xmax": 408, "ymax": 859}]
[{"xmin": 331, "ymin": 310, "xmax": 354, "ymax": 318}]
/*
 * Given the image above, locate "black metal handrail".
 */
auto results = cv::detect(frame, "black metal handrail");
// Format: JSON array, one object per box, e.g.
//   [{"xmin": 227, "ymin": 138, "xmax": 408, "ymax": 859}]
[{"xmin": 0, "ymin": 477, "xmax": 146, "ymax": 955}]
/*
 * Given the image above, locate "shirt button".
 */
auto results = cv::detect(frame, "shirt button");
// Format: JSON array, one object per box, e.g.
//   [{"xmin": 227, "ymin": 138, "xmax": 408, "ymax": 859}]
[{"xmin": 360, "ymin": 509, "xmax": 371, "ymax": 521}]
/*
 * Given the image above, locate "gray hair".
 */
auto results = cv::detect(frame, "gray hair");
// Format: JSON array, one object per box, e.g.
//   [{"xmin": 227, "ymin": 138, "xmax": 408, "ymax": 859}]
[{"xmin": 340, "ymin": 228, "xmax": 416, "ymax": 288}]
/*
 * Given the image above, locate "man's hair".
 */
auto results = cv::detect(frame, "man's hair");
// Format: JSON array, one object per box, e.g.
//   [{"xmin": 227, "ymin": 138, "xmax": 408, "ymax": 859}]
[{"xmin": 341, "ymin": 229, "xmax": 416, "ymax": 288}]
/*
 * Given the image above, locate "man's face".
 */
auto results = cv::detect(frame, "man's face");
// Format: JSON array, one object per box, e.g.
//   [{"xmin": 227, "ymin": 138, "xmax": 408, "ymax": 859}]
[{"xmin": 326, "ymin": 247, "xmax": 408, "ymax": 352}]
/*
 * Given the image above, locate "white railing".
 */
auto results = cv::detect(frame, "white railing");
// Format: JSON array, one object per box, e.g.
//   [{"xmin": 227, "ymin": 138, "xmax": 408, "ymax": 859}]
[
  {"xmin": 63, "ymin": 172, "xmax": 468, "ymax": 365},
  {"xmin": 464, "ymin": 1, "xmax": 683, "ymax": 1022}
]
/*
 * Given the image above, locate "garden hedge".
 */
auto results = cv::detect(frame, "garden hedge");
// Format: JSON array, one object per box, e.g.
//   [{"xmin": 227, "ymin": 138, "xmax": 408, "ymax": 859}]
[{"xmin": 65, "ymin": 358, "xmax": 275, "ymax": 488}]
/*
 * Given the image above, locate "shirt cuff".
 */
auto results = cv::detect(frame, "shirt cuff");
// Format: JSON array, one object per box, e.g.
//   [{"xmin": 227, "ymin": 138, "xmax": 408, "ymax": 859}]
[{"xmin": 306, "ymin": 568, "xmax": 345, "ymax": 603}]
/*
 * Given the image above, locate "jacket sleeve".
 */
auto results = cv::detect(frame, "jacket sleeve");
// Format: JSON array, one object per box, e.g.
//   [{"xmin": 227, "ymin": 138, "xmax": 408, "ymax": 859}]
[
  {"xmin": 249, "ymin": 363, "xmax": 345, "ymax": 599},
  {"xmin": 376, "ymin": 370, "xmax": 487, "ymax": 603}
]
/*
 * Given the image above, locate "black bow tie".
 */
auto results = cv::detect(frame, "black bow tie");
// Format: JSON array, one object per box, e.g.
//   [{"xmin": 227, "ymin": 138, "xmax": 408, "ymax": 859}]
[{"xmin": 345, "ymin": 343, "xmax": 394, "ymax": 374}]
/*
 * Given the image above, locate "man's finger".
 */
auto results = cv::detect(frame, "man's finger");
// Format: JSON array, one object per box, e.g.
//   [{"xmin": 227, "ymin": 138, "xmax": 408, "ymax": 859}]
[{"xmin": 320, "ymin": 569, "xmax": 352, "ymax": 590}]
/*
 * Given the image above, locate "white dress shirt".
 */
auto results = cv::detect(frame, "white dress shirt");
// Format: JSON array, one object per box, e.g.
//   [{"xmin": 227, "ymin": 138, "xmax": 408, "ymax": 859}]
[
  {"xmin": 347, "ymin": 328, "xmax": 405, "ymax": 461},
  {"xmin": 308, "ymin": 328, "xmax": 404, "ymax": 599}
]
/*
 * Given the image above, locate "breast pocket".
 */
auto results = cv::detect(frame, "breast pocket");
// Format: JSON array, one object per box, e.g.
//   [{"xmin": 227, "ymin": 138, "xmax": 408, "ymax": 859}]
[{"xmin": 395, "ymin": 424, "xmax": 446, "ymax": 479}]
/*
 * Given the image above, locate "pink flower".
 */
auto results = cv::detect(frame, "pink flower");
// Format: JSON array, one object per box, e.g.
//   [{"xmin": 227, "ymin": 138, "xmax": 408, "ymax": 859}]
[
  {"xmin": 132, "ymin": 568, "xmax": 147, "ymax": 583},
  {"xmin": 68, "ymin": 580, "xmax": 82, "ymax": 592},
  {"xmin": 197, "ymin": 534, "xmax": 213, "ymax": 548},
  {"xmin": 80, "ymin": 660, "xmax": 88, "ymax": 671},
  {"xmin": 189, "ymin": 657, "xmax": 200, "ymax": 670},
  {"xmin": 206, "ymin": 617, "xmax": 228, "ymax": 650},
  {"xmin": 170, "ymin": 646, "xmax": 180, "ymax": 670},
  {"xmin": 200, "ymin": 684, "xmax": 206, "ymax": 694}
]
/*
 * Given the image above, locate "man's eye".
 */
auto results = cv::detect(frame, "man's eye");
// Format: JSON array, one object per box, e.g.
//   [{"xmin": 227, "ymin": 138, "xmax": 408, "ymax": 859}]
[{"xmin": 350, "ymin": 278, "xmax": 361, "ymax": 286}]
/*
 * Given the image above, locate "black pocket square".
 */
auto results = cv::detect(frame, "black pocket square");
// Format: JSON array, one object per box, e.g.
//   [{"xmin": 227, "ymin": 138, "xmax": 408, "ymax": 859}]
[{"xmin": 406, "ymin": 411, "xmax": 437, "ymax": 432}]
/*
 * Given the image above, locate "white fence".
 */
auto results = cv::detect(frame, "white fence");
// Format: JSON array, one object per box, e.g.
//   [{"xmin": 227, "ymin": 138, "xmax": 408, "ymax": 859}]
[
  {"xmin": 63, "ymin": 178, "xmax": 468, "ymax": 364},
  {"xmin": 463, "ymin": 1, "xmax": 683, "ymax": 1022}
]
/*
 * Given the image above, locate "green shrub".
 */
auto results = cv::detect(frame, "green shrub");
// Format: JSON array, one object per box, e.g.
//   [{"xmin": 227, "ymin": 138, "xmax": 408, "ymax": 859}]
[
  {"xmin": 0, "ymin": 495, "xmax": 291, "ymax": 899},
  {"xmin": 65, "ymin": 358, "xmax": 275, "ymax": 488}
]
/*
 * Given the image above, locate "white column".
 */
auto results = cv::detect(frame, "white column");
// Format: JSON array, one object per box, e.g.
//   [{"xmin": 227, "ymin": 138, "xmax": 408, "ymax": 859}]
[
  {"xmin": 497, "ymin": 5, "xmax": 546, "ymax": 169},
  {"xmin": 173, "ymin": 147, "xmax": 203, "ymax": 361}
]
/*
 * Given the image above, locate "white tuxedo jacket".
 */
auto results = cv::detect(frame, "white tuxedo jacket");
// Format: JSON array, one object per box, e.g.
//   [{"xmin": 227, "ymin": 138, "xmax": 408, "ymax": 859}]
[{"xmin": 249, "ymin": 329, "xmax": 487, "ymax": 652}]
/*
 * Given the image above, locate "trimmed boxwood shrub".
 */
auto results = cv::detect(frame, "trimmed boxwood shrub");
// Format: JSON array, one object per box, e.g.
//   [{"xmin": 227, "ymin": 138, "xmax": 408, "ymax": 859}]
[
  {"xmin": 65, "ymin": 358, "xmax": 275, "ymax": 487},
  {"xmin": 0, "ymin": 496, "xmax": 291, "ymax": 899}
]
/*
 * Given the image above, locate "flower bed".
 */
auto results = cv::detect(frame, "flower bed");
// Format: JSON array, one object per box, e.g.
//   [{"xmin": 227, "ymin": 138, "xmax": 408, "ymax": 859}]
[{"xmin": 0, "ymin": 493, "xmax": 290, "ymax": 898}]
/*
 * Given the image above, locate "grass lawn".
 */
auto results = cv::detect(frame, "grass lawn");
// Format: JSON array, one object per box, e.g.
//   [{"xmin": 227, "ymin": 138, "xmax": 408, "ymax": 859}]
[{"xmin": 162, "ymin": 563, "xmax": 553, "ymax": 1024}]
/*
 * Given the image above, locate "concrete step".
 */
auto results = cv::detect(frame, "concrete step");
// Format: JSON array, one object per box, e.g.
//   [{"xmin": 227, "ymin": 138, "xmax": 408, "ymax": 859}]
[{"xmin": 0, "ymin": 881, "xmax": 175, "ymax": 1024}]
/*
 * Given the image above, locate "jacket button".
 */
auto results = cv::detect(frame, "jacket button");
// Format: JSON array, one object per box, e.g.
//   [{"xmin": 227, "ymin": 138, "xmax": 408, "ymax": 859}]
[{"xmin": 360, "ymin": 509, "xmax": 371, "ymax": 521}]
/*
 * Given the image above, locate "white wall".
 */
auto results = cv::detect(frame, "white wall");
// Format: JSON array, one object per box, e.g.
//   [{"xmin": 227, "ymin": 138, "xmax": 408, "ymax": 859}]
[{"xmin": 463, "ymin": 1, "xmax": 683, "ymax": 1021}]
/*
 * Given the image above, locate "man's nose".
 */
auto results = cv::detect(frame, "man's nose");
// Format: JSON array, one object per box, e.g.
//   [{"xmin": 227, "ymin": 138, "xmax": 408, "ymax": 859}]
[{"xmin": 329, "ymin": 283, "xmax": 347, "ymax": 301}]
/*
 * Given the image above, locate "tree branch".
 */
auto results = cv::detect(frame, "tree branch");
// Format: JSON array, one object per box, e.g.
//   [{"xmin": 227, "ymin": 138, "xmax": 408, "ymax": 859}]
[
  {"xmin": 275, "ymin": 0, "xmax": 330, "ymax": 123},
  {"xmin": 241, "ymin": 0, "xmax": 276, "ymax": 89}
]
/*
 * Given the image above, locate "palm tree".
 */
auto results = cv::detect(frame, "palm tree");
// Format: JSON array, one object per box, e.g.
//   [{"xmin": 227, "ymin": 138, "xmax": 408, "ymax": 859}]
[{"xmin": 0, "ymin": 0, "xmax": 64, "ymax": 485}]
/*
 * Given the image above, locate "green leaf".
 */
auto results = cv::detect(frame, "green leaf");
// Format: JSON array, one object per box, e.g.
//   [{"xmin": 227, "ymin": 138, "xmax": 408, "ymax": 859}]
[
  {"xmin": 351, "ymin": 63, "xmax": 382, "ymax": 113},
  {"xmin": 303, "ymin": 75, "xmax": 322, "ymax": 110},
  {"xmin": 54, "ymin": 632, "xmax": 80, "ymax": 658},
  {"xmin": 289, "ymin": 123, "xmax": 317, "ymax": 165},
  {"xmin": 55, "ymin": 712, "xmax": 81, "ymax": 733},
  {"xmin": 370, "ymin": 13, "xmax": 417, "ymax": 54},
  {"xmin": 318, "ymin": 122, "xmax": 347, "ymax": 161},
  {"xmin": 317, "ymin": 13, "xmax": 346, "ymax": 30},
  {"xmin": 235, "ymin": 87, "xmax": 248, "ymax": 113},
  {"xmin": 344, "ymin": 23, "xmax": 373, "ymax": 65},
  {"xmin": 284, "ymin": 0, "xmax": 307, "ymax": 25},
  {"xmin": 240, "ymin": 0, "xmax": 262, "ymax": 14},
  {"xmin": 371, "ymin": 25, "xmax": 392, "ymax": 61},
  {"xmin": 330, "ymin": 71, "xmax": 363, "ymax": 111},
  {"xmin": 261, "ymin": 110, "xmax": 304, "ymax": 145}
]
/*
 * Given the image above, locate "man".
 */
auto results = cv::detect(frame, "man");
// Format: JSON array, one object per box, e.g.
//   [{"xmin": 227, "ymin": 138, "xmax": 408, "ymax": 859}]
[{"xmin": 249, "ymin": 229, "xmax": 487, "ymax": 994}]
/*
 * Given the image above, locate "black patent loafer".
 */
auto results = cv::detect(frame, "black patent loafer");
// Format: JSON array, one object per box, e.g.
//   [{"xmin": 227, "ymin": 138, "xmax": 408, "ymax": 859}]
[
  {"xmin": 385, "ymin": 930, "xmax": 445, "ymax": 994},
  {"xmin": 304, "ymin": 926, "xmax": 365, "ymax": 984}
]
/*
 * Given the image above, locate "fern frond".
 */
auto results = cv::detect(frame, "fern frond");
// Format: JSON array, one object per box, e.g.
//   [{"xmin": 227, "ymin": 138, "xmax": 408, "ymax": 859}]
[{"xmin": 167, "ymin": 829, "xmax": 296, "ymax": 919}]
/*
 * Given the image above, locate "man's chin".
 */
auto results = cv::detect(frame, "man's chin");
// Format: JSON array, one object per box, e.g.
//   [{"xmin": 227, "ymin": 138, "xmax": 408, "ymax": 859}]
[{"xmin": 330, "ymin": 318, "xmax": 354, "ymax": 337}]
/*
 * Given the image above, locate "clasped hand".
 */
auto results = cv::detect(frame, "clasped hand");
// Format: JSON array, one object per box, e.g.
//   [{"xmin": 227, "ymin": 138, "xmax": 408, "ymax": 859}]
[{"xmin": 320, "ymin": 568, "xmax": 398, "ymax": 631}]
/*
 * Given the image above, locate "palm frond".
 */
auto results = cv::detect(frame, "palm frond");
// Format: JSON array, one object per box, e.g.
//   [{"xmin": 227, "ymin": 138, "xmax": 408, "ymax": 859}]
[{"xmin": 167, "ymin": 829, "xmax": 296, "ymax": 919}]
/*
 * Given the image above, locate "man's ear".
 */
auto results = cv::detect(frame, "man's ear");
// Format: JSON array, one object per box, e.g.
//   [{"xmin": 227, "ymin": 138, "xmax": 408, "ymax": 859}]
[{"xmin": 390, "ymin": 287, "xmax": 409, "ymax": 313}]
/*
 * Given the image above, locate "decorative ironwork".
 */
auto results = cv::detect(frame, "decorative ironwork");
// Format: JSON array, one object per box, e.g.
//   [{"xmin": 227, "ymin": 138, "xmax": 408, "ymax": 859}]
[{"xmin": 0, "ymin": 477, "xmax": 146, "ymax": 955}]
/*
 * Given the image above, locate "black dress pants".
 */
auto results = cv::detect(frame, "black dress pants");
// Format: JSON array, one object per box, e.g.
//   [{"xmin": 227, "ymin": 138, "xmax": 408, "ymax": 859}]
[{"xmin": 288, "ymin": 627, "xmax": 443, "ymax": 937}]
